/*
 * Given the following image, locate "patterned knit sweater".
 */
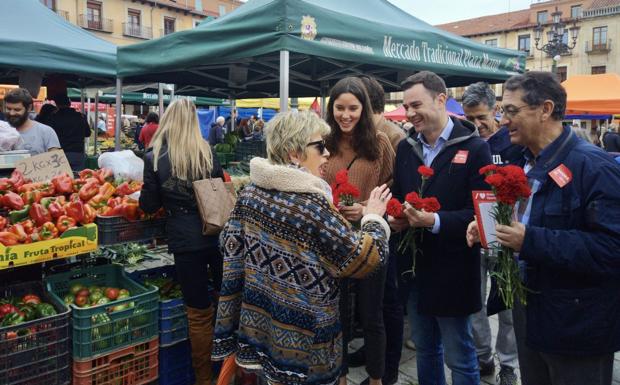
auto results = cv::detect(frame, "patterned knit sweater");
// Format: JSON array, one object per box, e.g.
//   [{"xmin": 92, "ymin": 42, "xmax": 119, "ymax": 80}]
[
  {"xmin": 324, "ymin": 131, "xmax": 395, "ymax": 201},
  {"xmin": 213, "ymin": 157, "xmax": 390, "ymax": 385}
]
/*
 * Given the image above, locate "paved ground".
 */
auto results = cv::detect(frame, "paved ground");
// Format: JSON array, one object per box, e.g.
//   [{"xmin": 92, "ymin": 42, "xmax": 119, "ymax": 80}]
[{"xmin": 346, "ymin": 305, "xmax": 620, "ymax": 385}]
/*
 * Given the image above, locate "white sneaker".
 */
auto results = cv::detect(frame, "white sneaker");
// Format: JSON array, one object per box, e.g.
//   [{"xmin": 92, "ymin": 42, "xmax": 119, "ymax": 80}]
[{"xmin": 404, "ymin": 339, "xmax": 416, "ymax": 350}]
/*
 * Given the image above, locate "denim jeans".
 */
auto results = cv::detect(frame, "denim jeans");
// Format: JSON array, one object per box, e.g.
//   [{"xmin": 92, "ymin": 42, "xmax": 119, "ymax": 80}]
[{"xmin": 407, "ymin": 281, "xmax": 480, "ymax": 385}]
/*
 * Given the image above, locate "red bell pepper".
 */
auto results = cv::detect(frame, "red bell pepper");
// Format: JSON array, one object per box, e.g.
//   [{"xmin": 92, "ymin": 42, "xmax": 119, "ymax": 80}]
[
  {"xmin": 0, "ymin": 217, "xmax": 7, "ymax": 231},
  {"xmin": 0, "ymin": 231, "xmax": 19, "ymax": 246},
  {"xmin": 17, "ymin": 182, "xmax": 44, "ymax": 194},
  {"xmin": 51, "ymin": 173, "xmax": 74, "ymax": 195},
  {"xmin": 88, "ymin": 182, "xmax": 116, "ymax": 207},
  {"xmin": 22, "ymin": 294, "xmax": 41, "ymax": 305},
  {"xmin": 119, "ymin": 203, "xmax": 140, "ymax": 221},
  {"xmin": 80, "ymin": 204, "xmax": 96, "ymax": 225},
  {"xmin": 72, "ymin": 178, "xmax": 87, "ymax": 193},
  {"xmin": 20, "ymin": 190, "xmax": 42, "ymax": 205},
  {"xmin": 78, "ymin": 169, "xmax": 97, "ymax": 180},
  {"xmin": 29, "ymin": 203, "xmax": 52, "ymax": 227},
  {"xmin": 1, "ymin": 191, "xmax": 24, "ymax": 210},
  {"xmin": 7, "ymin": 224, "xmax": 27, "ymax": 243},
  {"xmin": 39, "ymin": 222, "xmax": 59, "ymax": 240},
  {"xmin": 97, "ymin": 168, "xmax": 114, "ymax": 183},
  {"xmin": 38, "ymin": 183, "xmax": 56, "ymax": 198},
  {"xmin": 115, "ymin": 182, "xmax": 139, "ymax": 196},
  {"xmin": 56, "ymin": 215, "xmax": 77, "ymax": 233},
  {"xmin": 48, "ymin": 201, "xmax": 65, "ymax": 219},
  {"xmin": 107, "ymin": 197, "xmax": 122, "ymax": 208},
  {"xmin": 0, "ymin": 178, "xmax": 13, "ymax": 193},
  {"xmin": 19, "ymin": 219, "xmax": 35, "ymax": 235},
  {"xmin": 78, "ymin": 181, "xmax": 99, "ymax": 202},
  {"xmin": 9, "ymin": 170, "xmax": 25, "ymax": 190},
  {"xmin": 0, "ymin": 303, "xmax": 18, "ymax": 317},
  {"xmin": 65, "ymin": 200, "xmax": 85, "ymax": 223}
]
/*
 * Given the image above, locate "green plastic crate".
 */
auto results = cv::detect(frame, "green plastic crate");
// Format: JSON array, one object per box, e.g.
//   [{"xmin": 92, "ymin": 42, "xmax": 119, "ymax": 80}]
[{"xmin": 44, "ymin": 264, "xmax": 159, "ymax": 360}]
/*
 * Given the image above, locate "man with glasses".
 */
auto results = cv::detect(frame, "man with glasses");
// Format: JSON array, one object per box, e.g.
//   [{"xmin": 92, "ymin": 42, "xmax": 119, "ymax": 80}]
[
  {"xmin": 468, "ymin": 71, "xmax": 620, "ymax": 385},
  {"xmin": 389, "ymin": 71, "xmax": 492, "ymax": 385},
  {"xmin": 462, "ymin": 82, "xmax": 520, "ymax": 385}
]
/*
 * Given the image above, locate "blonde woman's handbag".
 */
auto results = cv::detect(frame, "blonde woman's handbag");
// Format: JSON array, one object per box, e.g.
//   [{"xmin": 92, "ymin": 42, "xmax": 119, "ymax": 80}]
[{"xmin": 192, "ymin": 177, "xmax": 237, "ymax": 235}]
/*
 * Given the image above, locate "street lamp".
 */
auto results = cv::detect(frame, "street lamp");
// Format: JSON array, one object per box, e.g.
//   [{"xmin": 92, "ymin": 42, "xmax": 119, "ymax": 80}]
[{"xmin": 533, "ymin": 7, "xmax": 580, "ymax": 76}]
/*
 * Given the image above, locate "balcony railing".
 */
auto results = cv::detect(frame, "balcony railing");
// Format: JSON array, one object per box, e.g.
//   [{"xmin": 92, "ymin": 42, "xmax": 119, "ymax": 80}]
[
  {"xmin": 78, "ymin": 14, "xmax": 113, "ymax": 32},
  {"xmin": 56, "ymin": 9, "xmax": 69, "ymax": 21},
  {"xmin": 585, "ymin": 39, "xmax": 612, "ymax": 54},
  {"xmin": 583, "ymin": 5, "xmax": 620, "ymax": 18},
  {"xmin": 123, "ymin": 23, "xmax": 153, "ymax": 39}
]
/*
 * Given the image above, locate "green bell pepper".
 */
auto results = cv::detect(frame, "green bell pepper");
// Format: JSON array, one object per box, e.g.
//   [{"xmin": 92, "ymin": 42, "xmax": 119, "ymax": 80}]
[
  {"xmin": 34, "ymin": 303, "xmax": 57, "ymax": 318},
  {"xmin": 9, "ymin": 205, "xmax": 30, "ymax": 224}
]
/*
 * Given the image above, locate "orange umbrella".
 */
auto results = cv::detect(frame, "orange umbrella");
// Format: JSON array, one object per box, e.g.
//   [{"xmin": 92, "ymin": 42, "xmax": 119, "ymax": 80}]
[{"xmin": 562, "ymin": 73, "xmax": 620, "ymax": 114}]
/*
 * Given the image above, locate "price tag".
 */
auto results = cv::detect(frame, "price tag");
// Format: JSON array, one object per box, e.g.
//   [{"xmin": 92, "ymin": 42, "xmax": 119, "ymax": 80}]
[{"xmin": 14, "ymin": 150, "xmax": 73, "ymax": 183}]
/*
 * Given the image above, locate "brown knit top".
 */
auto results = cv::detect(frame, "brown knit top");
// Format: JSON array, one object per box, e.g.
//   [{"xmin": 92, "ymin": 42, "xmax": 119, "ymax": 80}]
[
  {"xmin": 324, "ymin": 131, "xmax": 395, "ymax": 201},
  {"xmin": 377, "ymin": 117, "xmax": 406, "ymax": 152}
]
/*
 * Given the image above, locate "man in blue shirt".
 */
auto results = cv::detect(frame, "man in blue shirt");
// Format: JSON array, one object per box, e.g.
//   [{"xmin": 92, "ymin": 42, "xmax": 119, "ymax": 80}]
[
  {"xmin": 468, "ymin": 71, "xmax": 620, "ymax": 385},
  {"xmin": 390, "ymin": 71, "xmax": 492, "ymax": 385}
]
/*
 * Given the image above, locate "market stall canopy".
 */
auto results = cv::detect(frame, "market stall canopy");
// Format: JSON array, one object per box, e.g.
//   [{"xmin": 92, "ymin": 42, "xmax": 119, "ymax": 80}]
[
  {"xmin": 118, "ymin": 0, "xmax": 526, "ymax": 98},
  {"xmin": 562, "ymin": 73, "xmax": 620, "ymax": 115},
  {"xmin": 67, "ymin": 88, "xmax": 226, "ymax": 107},
  {"xmin": 385, "ymin": 97, "xmax": 464, "ymax": 120},
  {"xmin": 0, "ymin": 0, "xmax": 117, "ymax": 87}
]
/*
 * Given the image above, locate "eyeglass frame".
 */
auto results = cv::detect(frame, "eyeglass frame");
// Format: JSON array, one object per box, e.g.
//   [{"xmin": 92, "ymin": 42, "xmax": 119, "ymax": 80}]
[
  {"xmin": 306, "ymin": 139, "xmax": 327, "ymax": 154},
  {"xmin": 499, "ymin": 103, "xmax": 537, "ymax": 118}
]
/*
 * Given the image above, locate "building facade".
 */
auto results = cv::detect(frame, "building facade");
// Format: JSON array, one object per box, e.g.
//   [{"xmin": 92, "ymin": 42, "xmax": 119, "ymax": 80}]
[
  {"xmin": 40, "ymin": 0, "xmax": 243, "ymax": 45},
  {"xmin": 435, "ymin": 0, "xmax": 620, "ymax": 99}
]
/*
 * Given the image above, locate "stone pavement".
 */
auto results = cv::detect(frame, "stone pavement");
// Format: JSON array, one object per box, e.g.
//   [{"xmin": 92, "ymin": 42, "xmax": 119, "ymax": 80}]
[{"xmin": 346, "ymin": 313, "xmax": 620, "ymax": 385}]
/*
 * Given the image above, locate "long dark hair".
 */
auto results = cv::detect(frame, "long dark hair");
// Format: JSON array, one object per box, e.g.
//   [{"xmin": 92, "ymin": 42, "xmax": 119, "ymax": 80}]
[{"xmin": 325, "ymin": 77, "xmax": 379, "ymax": 161}]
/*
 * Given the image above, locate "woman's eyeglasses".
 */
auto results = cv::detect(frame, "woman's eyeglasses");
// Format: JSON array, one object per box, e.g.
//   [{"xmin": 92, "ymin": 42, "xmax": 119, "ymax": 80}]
[{"xmin": 306, "ymin": 139, "xmax": 327, "ymax": 154}]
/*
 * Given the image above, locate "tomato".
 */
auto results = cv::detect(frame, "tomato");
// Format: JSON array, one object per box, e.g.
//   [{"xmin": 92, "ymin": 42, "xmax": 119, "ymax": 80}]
[
  {"xmin": 76, "ymin": 288, "xmax": 90, "ymax": 298},
  {"xmin": 22, "ymin": 294, "xmax": 41, "ymax": 305},
  {"xmin": 74, "ymin": 295, "xmax": 88, "ymax": 307},
  {"xmin": 69, "ymin": 283, "xmax": 84, "ymax": 295},
  {"xmin": 104, "ymin": 287, "xmax": 119, "ymax": 301}
]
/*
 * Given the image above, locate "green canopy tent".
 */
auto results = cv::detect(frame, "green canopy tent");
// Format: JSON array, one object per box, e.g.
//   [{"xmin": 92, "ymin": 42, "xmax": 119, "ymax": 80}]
[
  {"xmin": 118, "ymin": 0, "xmax": 526, "ymax": 112},
  {"xmin": 67, "ymin": 88, "xmax": 227, "ymax": 107},
  {"xmin": 0, "ymin": 0, "xmax": 117, "ymax": 87}
]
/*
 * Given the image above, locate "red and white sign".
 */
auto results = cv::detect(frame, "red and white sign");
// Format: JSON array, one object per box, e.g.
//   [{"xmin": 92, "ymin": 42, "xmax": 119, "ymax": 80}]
[
  {"xmin": 548, "ymin": 164, "xmax": 572, "ymax": 188},
  {"xmin": 472, "ymin": 190, "xmax": 497, "ymax": 249},
  {"xmin": 452, "ymin": 150, "xmax": 469, "ymax": 164}
]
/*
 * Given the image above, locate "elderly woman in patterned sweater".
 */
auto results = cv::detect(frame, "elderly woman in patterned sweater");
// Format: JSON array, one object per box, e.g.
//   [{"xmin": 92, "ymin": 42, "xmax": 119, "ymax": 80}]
[{"xmin": 213, "ymin": 110, "xmax": 392, "ymax": 385}]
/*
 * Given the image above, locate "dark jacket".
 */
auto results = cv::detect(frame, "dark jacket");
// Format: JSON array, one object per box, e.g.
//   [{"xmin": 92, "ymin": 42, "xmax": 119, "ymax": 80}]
[
  {"xmin": 208, "ymin": 123, "xmax": 224, "ymax": 145},
  {"xmin": 392, "ymin": 117, "xmax": 492, "ymax": 316},
  {"xmin": 602, "ymin": 131, "xmax": 620, "ymax": 152},
  {"xmin": 520, "ymin": 127, "xmax": 620, "ymax": 355},
  {"xmin": 140, "ymin": 146, "xmax": 224, "ymax": 253},
  {"xmin": 487, "ymin": 126, "xmax": 524, "ymax": 166},
  {"xmin": 48, "ymin": 107, "xmax": 91, "ymax": 153}
]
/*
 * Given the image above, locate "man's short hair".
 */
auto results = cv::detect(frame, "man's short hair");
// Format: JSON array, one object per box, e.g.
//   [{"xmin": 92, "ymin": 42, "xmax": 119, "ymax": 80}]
[
  {"xmin": 4, "ymin": 88, "xmax": 33, "ymax": 110},
  {"xmin": 52, "ymin": 94, "xmax": 71, "ymax": 107},
  {"xmin": 216, "ymin": 116, "xmax": 225, "ymax": 125},
  {"xmin": 462, "ymin": 82, "xmax": 496, "ymax": 110},
  {"xmin": 504, "ymin": 71, "xmax": 566, "ymax": 121},
  {"xmin": 401, "ymin": 71, "xmax": 447, "ymax": 97},
  {"xmin": 359, "ymin": 75, "xmax": 385, "ymax": 114}
]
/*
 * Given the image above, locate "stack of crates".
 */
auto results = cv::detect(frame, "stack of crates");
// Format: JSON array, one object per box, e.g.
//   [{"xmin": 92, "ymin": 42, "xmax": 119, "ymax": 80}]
[
  {"xmin": 0, "ymin": 281, "xmax": 71, "ymax": 385},
  {"xmin": 234, "ymin": 140, "xmax": 266, "ymax": 161},
  {"xmin": 45, "ymin": 264, "xmax": 160, "ymax": 385},
  {"xmin": 129, "ymin": 265, "xmax": 194, "ymax": 385}
]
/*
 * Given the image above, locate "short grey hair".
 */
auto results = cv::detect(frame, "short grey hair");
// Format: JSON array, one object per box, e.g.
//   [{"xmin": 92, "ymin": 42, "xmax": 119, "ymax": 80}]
[
  {"xmin": 265, "ymin": 110, "xmax": 330, "ymax": 165},
  {"xmin": 462, "ymin": 82, "xmax": 496, "ymax": 110},
  {"xmin": 216, "ymin": 116, "xmax": 225, "ymax": 124}
]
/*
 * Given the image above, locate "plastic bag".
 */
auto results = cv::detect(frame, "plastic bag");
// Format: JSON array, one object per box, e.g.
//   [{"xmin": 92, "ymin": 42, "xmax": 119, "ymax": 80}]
[
  {"xmin": 98, "ymin": 150, "xmax": 144, "ymax": 181},
  {"xmin": 0, "ymin": 121, "xmax": 23, "ymax": 151}
]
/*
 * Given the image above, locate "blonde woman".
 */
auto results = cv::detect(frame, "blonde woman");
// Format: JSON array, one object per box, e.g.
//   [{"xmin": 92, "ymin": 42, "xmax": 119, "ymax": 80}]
[
  {"xmin": 139, "ymin": 99, "xmax": 223, "ymax": 385},
  {"xmin": 213, "ymin": 110, "xmax": 392, "ymax": 385}
]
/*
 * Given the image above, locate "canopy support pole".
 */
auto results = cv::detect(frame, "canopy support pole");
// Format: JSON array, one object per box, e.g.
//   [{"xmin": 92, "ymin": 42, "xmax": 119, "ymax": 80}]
[
  {"xmin": 94, "ymin": 91, "xmax": 99, "ymax": 156},
  {"xmin": 320, "ymin": 81, "xmax": 329, "ymax": 118},
  {"xmin": 80, "ymin": 88, "xmax": 86, "ymax": 115},
  {"xmin": 158, "ymin": 83, "xmax": 164, "ymax": 115},
  {"xmin": 279, "ymin": 50, "xmax": 289, "ymax": 112},
  {"xmin": 115, "ymin": 78, "xmax": 122, "ymax": 152},
  {"xmin": 231, "ymin": 97, "xmax": 236, "ymax": 135},
  {"xmin": 170, "ymin": 85, "xmax": 175, "ymax": 100}
]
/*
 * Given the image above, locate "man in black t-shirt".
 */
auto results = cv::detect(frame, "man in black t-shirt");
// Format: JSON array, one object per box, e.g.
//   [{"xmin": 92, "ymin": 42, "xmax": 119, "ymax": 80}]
[{"xmin": 48, "ymin": 95, "xmax": 91, "ymax": 170}]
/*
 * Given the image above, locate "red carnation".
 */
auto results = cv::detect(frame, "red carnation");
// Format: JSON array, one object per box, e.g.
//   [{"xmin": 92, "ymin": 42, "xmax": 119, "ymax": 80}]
[
  {"xmin": 338, "ymin": 183, "xmax": 360, "ymax": 198},
  {"xmin": 335, "ymin": 169, "xmax": 349, "ymax": 185},
  {"xmin": 386, "ymin": 198, "xmax": 404, "ymax": 218},
  {"xmin": 421, "ymin": 197, "xmax": 441, "ymax": 213},
  {"xmin": 418, "ymin": 166, "xmax": 434, "ymax": 178},
  {"xmin": 405, "ymin": 191, "xmax": 425, "ymax": 210},
  {"xmin": 479, "ymin": 164, "xmax": 498, "ymax": 175}
]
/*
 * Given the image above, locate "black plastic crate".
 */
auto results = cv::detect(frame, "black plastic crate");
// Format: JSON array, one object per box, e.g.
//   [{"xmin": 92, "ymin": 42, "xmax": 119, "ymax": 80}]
[
  {"xmin": 95, "ymin": 215, "xmax": 166, "ymax": 245},
  {"xmin": 0, "ymin": 281, "xmax": 71, "ymax": 385}
]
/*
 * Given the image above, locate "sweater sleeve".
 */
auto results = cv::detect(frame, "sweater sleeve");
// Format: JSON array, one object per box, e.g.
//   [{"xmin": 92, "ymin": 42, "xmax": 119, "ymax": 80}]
[
  {"xmin": 213, "ymin": 214, "xmax": 245, "ymax": 360},
  {"xmin": 315, "ymin": 200, "xmax": 390, "ymax": 279}
]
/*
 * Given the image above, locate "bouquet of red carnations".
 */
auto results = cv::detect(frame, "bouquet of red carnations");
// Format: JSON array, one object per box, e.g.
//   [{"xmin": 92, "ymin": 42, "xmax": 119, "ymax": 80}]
[
  {"xmin": 479, "ymin": 164, "xmax": 532, "ymax": 308},
  {"xmin": 331, "ymin": 169, "xmax": 360, "ymax": 207}
]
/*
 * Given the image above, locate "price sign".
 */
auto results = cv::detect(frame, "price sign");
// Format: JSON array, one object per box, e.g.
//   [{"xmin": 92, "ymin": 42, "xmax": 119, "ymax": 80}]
[{"xmin": 14, "ymin": 150, "xmax": 73, "ymax": 183}]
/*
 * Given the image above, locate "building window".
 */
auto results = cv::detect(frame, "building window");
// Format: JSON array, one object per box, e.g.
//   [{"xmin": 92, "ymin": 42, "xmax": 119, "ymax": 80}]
[
  {"xmin": 164, "ymin": 17, "xmax": 176, "ymax": 35},
  {"xmin": 40, "ymin": 0, "xmax": 55, "ymax": 10},
  {"xmin": 218, "ymin": 5, "xmax": 226, "ymax": 16},
  {"xmin": 87, "ymin": 1, "xmax": 102, "ymax": 30},
  {"xmin": 562, "ymin": 31, "xmax": 568, "ymax": 45},
  {"xmin": 556, "ymin": 66, "xmax": 567, "ymax": 82},
  {"xmin": 195, "ymin": 0, "xmax": 203, "ymax": 11},
  {"xmin": 571, "ymin": 5, "xmax": 582, "ymax": 19},
  {"xmin": 127, "ymin": 9, "xmax": 141, "ymax": 28},
  {"xmin": 593, "ymin": 26, "xmax": 608, "ymax": 50},
  {"xmin": 592, "ymin": 65, "xmax": 606, "ymax": 74},
  {"xmin": 485, "ymin": 39, "xmax": 498, "ymax": 47},
  {"xmin": 537, "ymin": 11, "xmax": 548, "ymax": 24},
  {"xmin": 518, "ymin": 34, "xmax": 531, "ymax": 54}
]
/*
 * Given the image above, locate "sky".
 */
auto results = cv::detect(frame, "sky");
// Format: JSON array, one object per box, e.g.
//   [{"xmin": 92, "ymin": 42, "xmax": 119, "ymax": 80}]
[{"xmin": 387, "ymin": 0, "xmax": 534, "ymax": 25}]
